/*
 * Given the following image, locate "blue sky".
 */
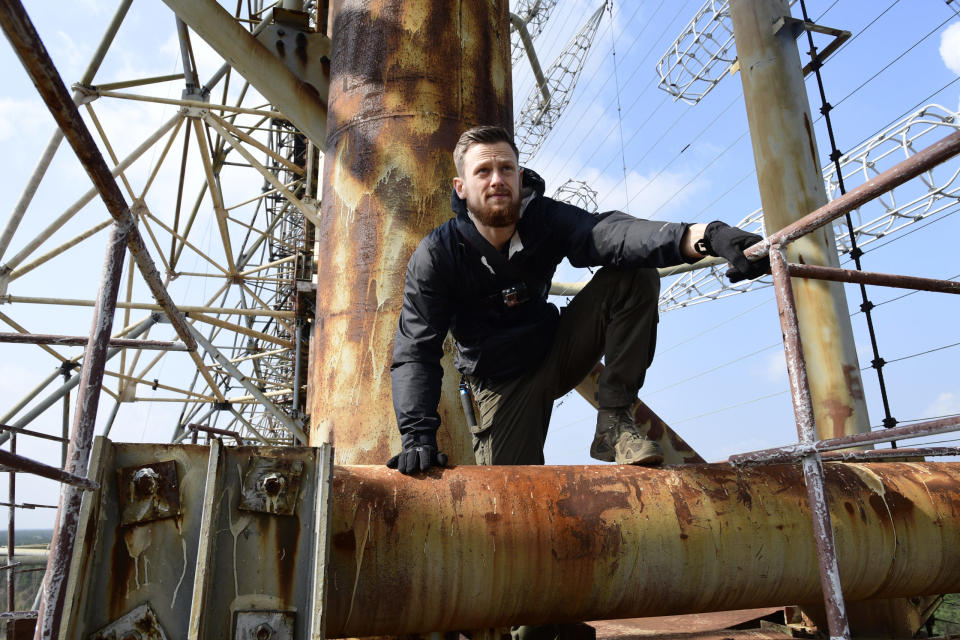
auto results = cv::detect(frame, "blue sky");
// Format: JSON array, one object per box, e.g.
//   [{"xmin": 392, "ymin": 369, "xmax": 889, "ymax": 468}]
[{"xmin": 0, "ymin": 0, "xmax": 959, "ymax": 526}]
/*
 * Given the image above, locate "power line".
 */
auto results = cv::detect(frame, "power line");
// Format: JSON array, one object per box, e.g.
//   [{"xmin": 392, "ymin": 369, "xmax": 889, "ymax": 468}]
[
  {"xmin": 645, "ymin": 342, "xmax": 782, "ymax": 397},
  {"xmin": 608, "ymin": 1, "xmax": 632, "ymax": 212},
  {"xmin": 629, "ymin": 129, "xmax": 748, "ymax": 218},
  {"xmin": 670, "ymin": 390, "xmax": 790, "ymax": 426},
  {"xmin": 657, "ymin": 298, "xmax": 773, "ymax": 355},
  {"xmin": 547, "ymin": 0, "xmax": 695, "ymax": 178},
  {"xmin": 850, "ymin": 274, "xmax": 959, "ymax": 315},
  {"xmin": 834, "ymin": 13, "xmax": 955, "ymax": 109},
  {"xmin": 875, "ymin": 340, "xmax": 960, "ymax": 368}
]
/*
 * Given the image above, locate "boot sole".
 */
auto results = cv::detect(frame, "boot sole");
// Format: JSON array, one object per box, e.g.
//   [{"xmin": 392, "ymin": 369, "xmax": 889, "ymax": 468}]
[
  {"xmin": 618, "ymin": 452, "xmax": 663, "ymax": 466},
  {"xmin": 590, "ymin": 443, "xmax": 615, "ymax": 463}
]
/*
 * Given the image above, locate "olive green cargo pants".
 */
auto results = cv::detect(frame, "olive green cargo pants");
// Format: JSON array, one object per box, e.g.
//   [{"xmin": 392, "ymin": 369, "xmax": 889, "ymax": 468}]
[{"xmin": 466, "ymin": 266, "xmax": 660, "ymax": 466}]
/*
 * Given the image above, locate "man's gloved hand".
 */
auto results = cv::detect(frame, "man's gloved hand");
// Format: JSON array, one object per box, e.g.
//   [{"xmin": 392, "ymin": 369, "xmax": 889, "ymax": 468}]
[
  {"xmin": 386, "ymin": 432, "xmax": 448, "ymax": 475},
  {"xmin": 701, "ymin": 221, "xmax": 770, "ymax": 283}
]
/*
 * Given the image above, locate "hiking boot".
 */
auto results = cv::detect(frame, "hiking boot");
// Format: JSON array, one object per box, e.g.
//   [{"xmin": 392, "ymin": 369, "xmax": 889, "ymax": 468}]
[{"xmin": 590, "ymin": 407, "xmax": 663, "ymax": 466}]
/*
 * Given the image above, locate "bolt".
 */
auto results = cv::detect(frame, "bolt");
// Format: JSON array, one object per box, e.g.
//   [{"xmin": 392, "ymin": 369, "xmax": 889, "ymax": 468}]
[
  {"xmin": 259, "ymin": 472, "xmax": 286, "ymax": 497},
  {"xmin": 255, "ymin": 622, "xmax": 274, "ymax": 640},
  {"xmin": 131, "ymin": 467, "xmax": 160, "ymax": 498}
]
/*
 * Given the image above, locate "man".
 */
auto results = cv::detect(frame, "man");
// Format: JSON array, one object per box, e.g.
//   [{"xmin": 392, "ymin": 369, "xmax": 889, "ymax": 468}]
[{"xmin": 387, "ymin": 126, "xmax": 766, "ymax": 473}]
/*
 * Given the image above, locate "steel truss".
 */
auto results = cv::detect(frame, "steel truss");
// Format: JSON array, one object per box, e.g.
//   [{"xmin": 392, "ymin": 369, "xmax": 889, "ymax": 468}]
[
  {"xmin": 0, "ymin": 1, "xmax": 317, "ymax": 449},
  {"xmin": 515, "ymin": 4, "xmax": 606, "ymax": 162},
  {"xmin": 655, "ymin": 0, "xmax": 797, "ymax": 104},
  {"xmin": 510, "ymin": 0, "xmax": 559, "ymax": 64}
]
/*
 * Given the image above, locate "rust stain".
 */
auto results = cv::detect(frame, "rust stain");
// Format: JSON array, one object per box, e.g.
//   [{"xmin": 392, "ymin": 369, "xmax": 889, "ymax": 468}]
[{"xmin": 310, "ymin": 1, "xmax": 511, "ymax": 466}]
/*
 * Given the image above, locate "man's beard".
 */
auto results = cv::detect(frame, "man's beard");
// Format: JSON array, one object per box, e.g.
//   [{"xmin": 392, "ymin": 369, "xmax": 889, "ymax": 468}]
[{"xmin": 467, "ymin": 191, "xmax": 521, "ymax": 228}]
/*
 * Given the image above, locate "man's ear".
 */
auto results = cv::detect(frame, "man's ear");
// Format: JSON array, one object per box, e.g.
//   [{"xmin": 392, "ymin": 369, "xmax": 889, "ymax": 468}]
[{"xmin": 453, "ymin": 176, "xmax": 464, "ymax": 199}]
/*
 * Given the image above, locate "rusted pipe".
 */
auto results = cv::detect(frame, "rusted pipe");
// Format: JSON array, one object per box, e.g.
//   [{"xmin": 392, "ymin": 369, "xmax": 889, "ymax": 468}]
[
  {"xmin": 35, "ymin": 220, "xmax": 128, "ymax": 639},
  {"xmin": 0, "ymin": 332, "xmax": 188, "ymax": 350},
  {"xmin": 770, "ymin": 246, "xmax": 817, "ymax": 444},
  {"xmin": 186, "ymin": 423, "xmax": 243, "ymax": 445},
  {"xmin": 729, "ymin": 0, "xmax": 868, "ymax": 441},
  {"xmin": 310, "ymin": 0, "xmax": 512, "ymax": 463},
  {"xmin": 770, "ymin": 245, "xmax": 850, "ymax": 638},
  {"xmin": 7, "ymin": 433, "xmax": 15, "ymax": 612},
  {"xmin": 729, "ymin": 415, "xmax": 960, "ymax": 466},
  {"xmin": 0, "ymin": 424, "xmax": 66, "ymax": 444},
  {"xmin": 786, "ymin": 263, "xmax": 960, "ymax": 295},
  {"xmin": 821, "ymin": 447, "xmax": 960, "ymax": 462},
  {"xmin": 0, "ymin": 450, "xmax": 98, "ymax": 491},
  {"xmin": 327, "ymin": 462, "xmax": 960, "ymax": 637}
]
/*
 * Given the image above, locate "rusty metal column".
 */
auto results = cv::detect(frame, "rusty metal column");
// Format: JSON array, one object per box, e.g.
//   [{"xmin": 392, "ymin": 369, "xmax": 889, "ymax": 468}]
[
  {"xmin": 310, "ymin": 0, "xmax": 513, "ymax": 463},
  {"xmin": 36, "ymin": 221, "xmax": 129, "ymax": 640},
  {"xmin": 729, "ymin": 0, "xmax": 869, "ymax": 439}
]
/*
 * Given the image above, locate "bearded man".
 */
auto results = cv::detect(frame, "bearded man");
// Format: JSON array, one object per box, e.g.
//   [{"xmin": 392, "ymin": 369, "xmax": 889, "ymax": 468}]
[{"xmin": 387, "ymin": 125, "xmax": 766, "ymax": 473}]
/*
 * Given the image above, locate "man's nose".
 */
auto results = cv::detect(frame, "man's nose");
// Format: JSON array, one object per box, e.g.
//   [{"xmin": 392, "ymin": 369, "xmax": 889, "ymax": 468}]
[{"xmin": 489, "ymin": 169, "xmax": 505, "ymax": 186}]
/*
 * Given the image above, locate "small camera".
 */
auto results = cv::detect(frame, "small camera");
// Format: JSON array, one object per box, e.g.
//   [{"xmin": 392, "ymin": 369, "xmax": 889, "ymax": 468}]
[{"xmin": 501, "ymin": 283, "xmax": 529, "ymax": 307}]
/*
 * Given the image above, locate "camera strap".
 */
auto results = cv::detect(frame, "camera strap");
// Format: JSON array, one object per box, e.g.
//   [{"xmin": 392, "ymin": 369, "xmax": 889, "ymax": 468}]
[{"xmin": 455, "ymin": 216, "xmax": 539, "ymax": 295}]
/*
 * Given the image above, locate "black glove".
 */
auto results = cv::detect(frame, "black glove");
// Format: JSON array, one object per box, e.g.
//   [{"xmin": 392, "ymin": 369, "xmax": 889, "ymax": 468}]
[
  {"xmin": 386, "ymin": 432, "xmax": 448, "ymax": 475},
  {"xmin": 701, "ymin": 221, "xmax": 770, "ymax": 283}
]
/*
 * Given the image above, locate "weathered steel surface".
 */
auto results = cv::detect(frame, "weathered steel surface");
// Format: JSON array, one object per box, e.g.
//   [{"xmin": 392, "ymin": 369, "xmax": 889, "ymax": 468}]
[
  {"xmin": 161, "ymin": 0, "xmax": 328, "ymax": 145},
  {"xmin": 310, "ymin": 0, "xmax": 512, "ymax": 464},
  {"xmin": 36, "ymin": 221, "xmax": 129, "ymax": 640},
  {"xmin": 185, "ymin": 445, "xmax": 322, "ymax": 639},
  {"xmin": 326, "ymin": 462, "xmax": 960, "ymax": 637},
  {"xmin": 0, "ymin": 449, "xmax": 97, "ymax": 490},
  {"xmin": 729, "ymin": 416, "xmax": 960, "ymax": 466},
  {"xmin": 60, "ymin": 441, "xmax": 210, "ymax": 639},
  {"xmin": 786, "ymin": 262, "xmax": 960, "ymax": 295},
  {"xmin": 575, "ymin": 362, "xmax": 705, "ymax": 464},
  {"xmin": 0, "ymin": 332, "xmax": 187, "ymax": 350},
  {"xmin": 728, "ymin": 0, "xmax": 868, "ymax": 441}
]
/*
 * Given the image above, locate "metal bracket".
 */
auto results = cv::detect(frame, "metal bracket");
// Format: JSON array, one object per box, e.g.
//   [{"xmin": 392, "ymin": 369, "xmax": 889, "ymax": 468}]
[
  {"xmin": 238, "ymin": 456, "xmax": 304, "ymax": 516},
  {"xmin": 234, "ymin": 610, "xmax": 295, "ymax": 640},
  {"xmin": 117, "ymin": 460, "xmax": 180, "ymax": 526},
  {"xmin": 772, "ymin": 16, "xmax": 851, "ymax": 77},
  {"xmin": 255, "ymin": 22, "xmax": 330, "ymax": 105},
  {"xmin": 89, "ymin": 603, "xmax": 169, "ymax": 640}
]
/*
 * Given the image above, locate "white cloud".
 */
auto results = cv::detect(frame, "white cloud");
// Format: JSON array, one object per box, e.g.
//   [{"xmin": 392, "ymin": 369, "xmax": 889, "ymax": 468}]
[
  {"xmin": 756, "ymin": 350, "xmax": 786, "ymax": 384},
  {"xmin": 0, "ymin": 98, "xmax": 52, "ymax": 141},
  {"xmin": 923, "ymin": 391, "xmax": 960, "ymax": 418},
  {"xmin": 940, "ymin": 22, "xmax": 960, "ymax": 75}
]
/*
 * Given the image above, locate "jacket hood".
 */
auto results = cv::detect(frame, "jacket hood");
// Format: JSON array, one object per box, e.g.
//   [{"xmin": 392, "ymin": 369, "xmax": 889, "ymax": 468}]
[{"xmin": 450, "ymin": 167, "xmax": 547, "ymax": 219}]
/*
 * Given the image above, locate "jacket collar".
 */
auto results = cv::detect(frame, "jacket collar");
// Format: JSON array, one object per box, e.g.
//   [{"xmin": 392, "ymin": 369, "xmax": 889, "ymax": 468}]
[{"xmin": 450, "ymin": 167, "xmax": 546, "ymax": 220}]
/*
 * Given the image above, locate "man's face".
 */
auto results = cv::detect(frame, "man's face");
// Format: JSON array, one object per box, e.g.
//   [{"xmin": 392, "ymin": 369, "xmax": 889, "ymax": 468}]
[{"xmin": 453, "ymin": 141, "xmax": 522, "ymax": 228}]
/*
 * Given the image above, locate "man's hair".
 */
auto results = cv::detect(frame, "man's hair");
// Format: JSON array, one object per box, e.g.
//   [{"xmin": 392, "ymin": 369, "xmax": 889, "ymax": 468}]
[{"xmin": 453, "ymin": 125, "xmax": 520, "ymax": 175}]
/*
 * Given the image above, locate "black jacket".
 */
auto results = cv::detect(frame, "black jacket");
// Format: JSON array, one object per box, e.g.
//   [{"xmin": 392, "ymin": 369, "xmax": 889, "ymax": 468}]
[{"xmin": 391, "ymin": 169, "xmax": 691, "ymax": 445}]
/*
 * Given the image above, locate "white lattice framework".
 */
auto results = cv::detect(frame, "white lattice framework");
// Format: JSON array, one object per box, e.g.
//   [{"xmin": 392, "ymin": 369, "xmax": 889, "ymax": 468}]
[
  {"xmin": 655, "ymin": 0, "xmax": 798, "ymax": 104},
  {"xmin": 553, "ymin": 179, "xmax": 599, "ymax": 213},
  {"xmin": 515, "ymin": 4, "xmax": 606, "ymax": 163},
  {"xmin": 658, "ymin": 104, "xmax": 960, "ymax": 311},
  {"xmin": 510, "ymin": 0, "xmax": 560, "ymax": 64},
  {"xmin": 655, "ymin": 0, "xmax": 736, "ymax": 105}
]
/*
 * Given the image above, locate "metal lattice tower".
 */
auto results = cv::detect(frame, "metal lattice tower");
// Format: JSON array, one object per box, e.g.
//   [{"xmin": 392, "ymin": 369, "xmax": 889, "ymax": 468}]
[
  {"xmin": 0, "ymin": 2, "xmax": 324, "ymax": 448},
  {"xmin": 553, "ymin": 179, "xmax": 599, "ymax": 213},
  {"xmin": 515, "ymin": 4, "xmax": 606, "ymax": 162},
  {"xmin": 510, "ymin": 0, "xmax": 560, "ymax": 64},
  {"xmin": 655, "ymin": 0, "xmax": 797, "ymax": 104}
]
